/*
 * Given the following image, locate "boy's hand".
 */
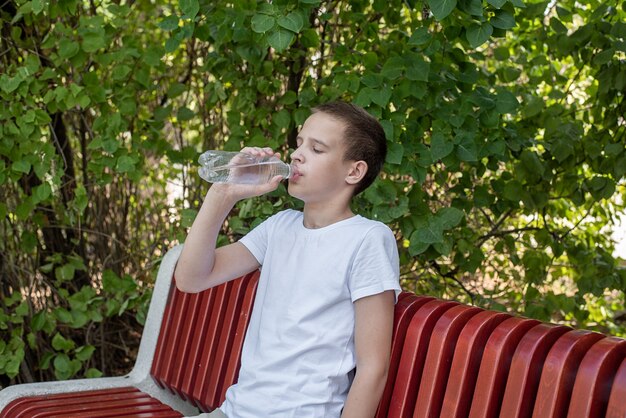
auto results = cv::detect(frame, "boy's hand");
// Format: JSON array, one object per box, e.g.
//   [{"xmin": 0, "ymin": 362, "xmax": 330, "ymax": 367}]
[{"xmin": 209, "ymin": 147, "xmax": 284, "ymax": 203}]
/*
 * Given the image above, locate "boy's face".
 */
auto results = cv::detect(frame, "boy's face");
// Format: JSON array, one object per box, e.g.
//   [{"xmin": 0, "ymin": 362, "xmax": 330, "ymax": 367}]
[{"xmin": 288, "ymin": 112, "xmax": 355, "ymax": 203}]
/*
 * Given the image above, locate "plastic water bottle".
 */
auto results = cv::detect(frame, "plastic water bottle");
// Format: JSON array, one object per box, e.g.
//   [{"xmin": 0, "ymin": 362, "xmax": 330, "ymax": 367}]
[{"xmin": 198, "ymin": 150, "xmax": 291, "ymax": 185}]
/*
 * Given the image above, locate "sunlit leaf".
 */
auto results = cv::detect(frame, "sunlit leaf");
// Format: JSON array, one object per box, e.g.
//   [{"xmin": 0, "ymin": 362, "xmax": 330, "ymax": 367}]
[{"xmin": 428, "ymin": 0, "xmax": 457, "ymax": 20}]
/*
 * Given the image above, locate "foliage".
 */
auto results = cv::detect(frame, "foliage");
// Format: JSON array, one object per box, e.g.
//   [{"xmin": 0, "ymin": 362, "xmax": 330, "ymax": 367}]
[{"xmin": 1, "ymin": 0, "xmax": 625, "ymax": 385}]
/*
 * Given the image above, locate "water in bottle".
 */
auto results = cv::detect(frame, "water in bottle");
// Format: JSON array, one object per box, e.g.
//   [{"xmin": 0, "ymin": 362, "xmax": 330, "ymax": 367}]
[{"xmin": 198, "ymin": 150, "xmax": 291, "ymax": 185}]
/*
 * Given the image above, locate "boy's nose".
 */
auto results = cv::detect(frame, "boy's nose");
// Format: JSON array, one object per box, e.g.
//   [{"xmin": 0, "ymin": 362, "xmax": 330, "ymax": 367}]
[{"xmin": 290, "ymin": 147, "xmax": 303, "ymax": 162}]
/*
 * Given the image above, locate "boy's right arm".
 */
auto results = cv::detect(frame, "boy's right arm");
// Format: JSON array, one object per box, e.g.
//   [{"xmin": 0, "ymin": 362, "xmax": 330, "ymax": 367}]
[{"xmin": 174, "ymin": 147, "xmax": 282, "ymax": 293}]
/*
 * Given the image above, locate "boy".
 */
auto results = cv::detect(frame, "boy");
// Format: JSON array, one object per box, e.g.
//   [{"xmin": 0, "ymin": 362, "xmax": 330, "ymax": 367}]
[{"xmin": 175, "ymin": 101, "xmax": 401, "ymax": 418}]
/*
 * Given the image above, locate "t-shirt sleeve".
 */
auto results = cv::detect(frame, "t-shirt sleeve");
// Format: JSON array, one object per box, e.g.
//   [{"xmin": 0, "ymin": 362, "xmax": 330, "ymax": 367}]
[
  {"xmin": 348, "ymin": 225, "xmax": 401, "ymax": 303},
  {"xmin": 239, "ymin": 217, "xmax": 271, "ymax": 265}
]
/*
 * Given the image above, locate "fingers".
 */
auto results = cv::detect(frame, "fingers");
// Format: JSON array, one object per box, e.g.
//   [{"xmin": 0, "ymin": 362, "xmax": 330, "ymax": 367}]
[
  {"xmin": 240, "ymin": 146, "xmax": 280, "ymax": 159},
  {"xmin": 262, "ymin": 175, "xmax": 284, "ymax": 193}
]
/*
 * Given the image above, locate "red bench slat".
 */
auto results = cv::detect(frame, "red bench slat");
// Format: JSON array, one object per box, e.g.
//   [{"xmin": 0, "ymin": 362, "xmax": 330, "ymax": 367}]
[
  {"xmin": 468, "ymin": 316, "xmax": 541, "ymax": 418},
  {"xmin": 149, "ymin": 272, "xmax": 259, "ymax": 412},
  {"xmin": 150, "ymin": 281, "xmax": 190, "ymax": 390},
  {"xmin": 181, "ymin": 282, "xmax": 230, "ymax": 403},
  {"xmin": 176, "ymin": 285, "xmax": 218, "ymax": 404},
  {"xmin": 532, "ymin": 330, "xmax": 606, "ymax": 418},
  {"xmin": 1, "ymin": 387, "xmax": 182, "ymax": 418},
  {"xmin": 500, "ymin": 323, "xmax": 571, "ymax": 418},
  {"xmin": 387, "ymin": 299, "xmax": 459, "ymax": 418},
  {"xmin": 606, "ymin": 358, "xmax": 626, "ymax": 418},
  {"xmin": 169, "ymin": 286, "xmax": 212, "ymax": 403},
  {"xmin": 194, "ymin": 276, "xmax": 248, "ymax": 411},
  {"xmin": 413, "ymin": 304, "xmax": 483, "ymax": 418},
  {"xmin": 440, "ymin": 310, "xmax": 511, "ymax": 417},
  {"xmin": 376, "ymin": 294, "xmax": 434, "ymax": 418},
  {"xmin": 214, "ymin": 272, "xmax": 259, "ymax": 405},
  {"xmin": 567, "ymin": 337, "xmax": 626, "ymax": 418}
]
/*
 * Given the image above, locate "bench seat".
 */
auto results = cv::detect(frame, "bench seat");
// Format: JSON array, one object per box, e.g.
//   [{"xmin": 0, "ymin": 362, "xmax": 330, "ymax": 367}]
[{"xmin": 1, "ymin": 245, "xmax": 625, "ymax": 417}]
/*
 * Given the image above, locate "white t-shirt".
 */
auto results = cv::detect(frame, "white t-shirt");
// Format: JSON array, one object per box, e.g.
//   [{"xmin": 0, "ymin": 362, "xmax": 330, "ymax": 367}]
[{"xmin": 220, "ymin": 209, "xmax": 401, "ymax": 418}]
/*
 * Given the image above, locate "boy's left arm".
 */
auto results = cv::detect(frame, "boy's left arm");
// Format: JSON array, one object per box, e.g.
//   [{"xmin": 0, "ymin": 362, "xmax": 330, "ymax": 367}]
[{"xmin": 341, "ymin": 290, "xmax": 396, "ymax": 418}]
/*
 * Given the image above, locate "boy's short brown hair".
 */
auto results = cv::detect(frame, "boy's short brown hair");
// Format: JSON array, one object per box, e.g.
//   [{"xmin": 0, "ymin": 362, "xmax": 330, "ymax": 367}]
[{"xmin": 312, "ymin": 102, "xmax": 387, "ymax": 195}]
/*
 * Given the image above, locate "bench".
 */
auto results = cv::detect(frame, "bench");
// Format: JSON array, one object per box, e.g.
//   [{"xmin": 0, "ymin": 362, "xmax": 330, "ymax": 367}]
[{"xmin": 1, "ymin": 245, "xmax": 625, "ymax": 417}]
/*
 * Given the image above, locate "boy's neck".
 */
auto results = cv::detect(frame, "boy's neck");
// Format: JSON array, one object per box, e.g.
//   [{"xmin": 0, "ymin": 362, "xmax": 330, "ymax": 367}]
[{"xmin": 302, "ymin": 202, "xmax": 355, "ymax": 229}]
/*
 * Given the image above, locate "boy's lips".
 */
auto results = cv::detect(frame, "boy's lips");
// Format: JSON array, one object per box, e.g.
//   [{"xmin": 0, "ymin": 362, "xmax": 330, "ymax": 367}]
[{"xmin": 290, "ymin": 166, "xmax": 302, "ymax": 181}]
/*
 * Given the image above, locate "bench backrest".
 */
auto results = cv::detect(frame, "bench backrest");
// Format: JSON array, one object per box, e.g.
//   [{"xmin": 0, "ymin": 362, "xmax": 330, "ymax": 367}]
[
  {"xmin": 378, "ymin": 293, "xmax": 626, "ymax": 418},
  {"xmin": 150, "ymin": 271, "xmax": 259, "ymax": 412},
  {"xmin": 148, "ymin": 272, "xmax": 626, "ymax": 417}
]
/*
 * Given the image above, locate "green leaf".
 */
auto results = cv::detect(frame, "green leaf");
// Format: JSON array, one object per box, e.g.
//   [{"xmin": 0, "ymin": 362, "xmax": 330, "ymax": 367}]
[
  {"xmin": 82, "ymin": 31, "xmax": 106, "ymax": 53},
  {"xmin": 520, "ymin": 150, "xmax": 545, "ymax": 177},
  {"xmin": 179, "ymin": 0, "xmax": 199, "ymax": 18},
  {"xmin": 86, "ymin": 368, "xmax": 103, "ymax": 378},
  {"xmin": 381, "ymin": 57, "xmax": 405, "ymax": 80},
  {"xmin": 143, "ymin": 46, "xmax": 165, "ymax": 66},
  {"xmin": 491, "ymin": 10, "xmax": 516, "ymax": 29},
  {"xmin": 15, "ymin": 199, "xmax": 34, "ymax": 221},
  {"xmin": 587, "ymin": 176, "xmax": 615, "ymax": 201},
  {"xmin": 408, "ymin": 240, "xmax": 430, "ymax": 256},
  {"xmin": 434, "ymin": 239, "xmax": 453, "ymax": 256},
  {"xmin": 456, "ymin": 134, "xmax": 478, "ymax": 161},
  {"xmin": 15, "ymin": 301, "xmax": 29, "ymax": 317},
  {"xmin": 31, "ymin": 311, "xmax": 47, "ymax": 331},
  {"xmin": 116, "ymin": 155, "xmax": 136, "ymax": 173},
  {"xmin": 495, "ymin": 89, "xmax": 519, "ymax": 114},
  {"xmin": 503, "ymin": 180, "xmax": 524, "ymax": 202},
  {"xmin": 59, "ymin": 38, "xmax": 79, "ymax": 59},
  {"xmin": 177, "ymin": 107, "xmax": 195, "ymax": 121},
  {"xmin": 436, "ymin": 207, "xmax": 464, "ymax": 229},
  {"xmin": 474, "ymin": 185, "xmax": 494, "ymax": 207},
  {"xmin": 32, "ymin": 0, "xmax": 45, "ymax": 14},
  {"xmin": 593, "ymin": 48, "xmax": 614, "ymax": 66},
  {"xmin": 6, "ymin": 357, "xmax": 21, "ymax": 379},
  {"xmin": 406, "ymin": 58, "xmax": 430, "ymax": 82},
  {"xmin": 55, "ymin": 264, "xmax": 75, "ymax": 282},
  {"xmin": 487, "ymin": 0, "xmax": 506, "ymax": 8},
  {"xmin": 428, "ymin": 0, "xmax": 457, "ymax": 21},
  {"xmin": 165, "ymin": 36, "xmax": 181, "ymax": 53},
  {"xmin": 54, "ymin": 308, "xmax": 73, "ymax": 324},
  {"xmin": 267, "ymin": 29, "xmax": 295, "ymax": 52},
  {"xmin": 158, "ymin": 15, "xmax": 179, "ymax": 31},
  {"xmin": 408, "ymin": 27, "xmax": 431, "ymax": 45},
  {"xmin": 180, "ymin": 208, "xmax": 198, "ymax": 228},
  {"xmin": 12, "ymin": 160, "xmax": 31, "ymax": 174},
  {"xmin": 278, "ymin": 12, "xmax": 304, "ymax": 33},
  {"xmin": 522, "ymin": 95, "xmax": 544, "ymax": 118},
  {"xmin": 1, "ymin": 75, "xmax": 22, "ymax": 93},
  {"xmin": 251, "ymin": 14, "xmax": 275, "ymax": 33},
  {"xmin": 413, "ymin": 220, "xmax": 444, "ymax": 244},
  {"xmin": 550, "ymin": 17, "xmax": 568, "ymax": 34},
  {"xmin": 466, "ymin": 22, "xmax": 493, "ymax": 48},
  {"xmin": 459, "ymin": 0, "xmax": 483, "ymax": 16},
  {"xmin": 381, "ymin": 120, "xmax": 394, "ymax": 140},
  {"xmin": 370, "ymin": 87, "xmax": 392, "ymax": 107},
  {"xmin": 300, "ymin": 28, "xmax": 320, "ymax": 48},
  {"xmin": 112, "ymin": 64, "xmax": 132, "ymax": 81},
  {"xmin": 387, "ymin": 143, "xmax": 404, "ymax": 165},
  {"xmin": 75, "ymin": 345, "xmax": 95, "ymax": 361},
  {"xmin": 279, "ymin": 91, "xmax": 298, "ymax": 105},
  {"xmin": 52, "ymin": 333, "xmax": 75, "ymax": 352},
  {"xmin": 73, "ymin": 185, "xmax": 88, "ymax": 213},
  {"xmin": 33, "ymin": 182, "xmax": 52, "ymax": 203},
  {"xmin": 273, "ymin": 109, "xmax": 291, "ymax": 129},
  {"xmin": 53, "ymin": 354, "xmax": 71, "ymax": 379},
  {"xmin": 431, "ymin": 132, "xmax": 454, "ymax": 160}
]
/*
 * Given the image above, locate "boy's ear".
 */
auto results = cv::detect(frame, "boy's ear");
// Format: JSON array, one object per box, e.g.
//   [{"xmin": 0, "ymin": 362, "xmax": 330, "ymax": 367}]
[{"xmin": 345, "ymin": 160, "xmax": 368, "ymax": 185}]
